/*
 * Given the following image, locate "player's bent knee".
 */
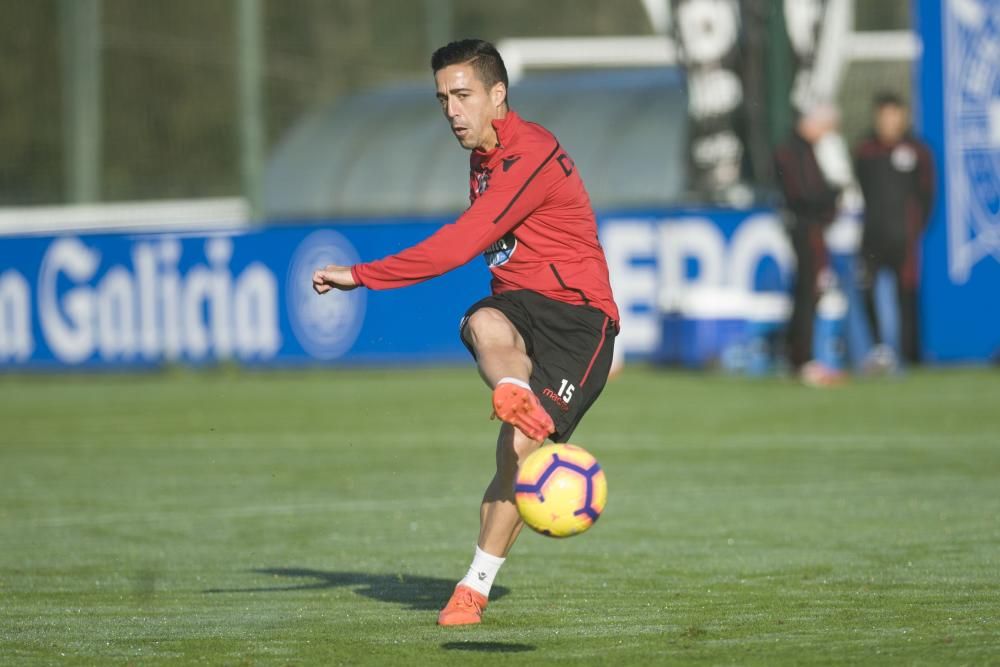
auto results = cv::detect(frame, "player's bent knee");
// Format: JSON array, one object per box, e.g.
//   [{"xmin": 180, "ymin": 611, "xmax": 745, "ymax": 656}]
[{"xmin": 465, "ymin": 308, "xmax": 518, "ymax": 347}]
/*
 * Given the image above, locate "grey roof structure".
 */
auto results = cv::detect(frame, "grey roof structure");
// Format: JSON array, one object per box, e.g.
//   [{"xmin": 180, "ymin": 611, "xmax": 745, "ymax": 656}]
[{"xmin": 264, "ymin": 68, "xmax": 688, "ymax": 219}]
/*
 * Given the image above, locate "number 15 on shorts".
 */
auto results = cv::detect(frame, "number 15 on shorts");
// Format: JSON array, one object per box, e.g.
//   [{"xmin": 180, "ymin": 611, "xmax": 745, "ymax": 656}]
[{"xmin": 557, "ymin": 379, "xmax": 575, "ymax": 403}]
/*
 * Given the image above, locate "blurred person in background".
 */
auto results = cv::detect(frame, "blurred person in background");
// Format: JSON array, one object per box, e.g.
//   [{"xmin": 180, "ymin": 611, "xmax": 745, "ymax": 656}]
[
  {"xmin": 853, "ymin": 92, "xmax": 935, "ymax": 371},
  {"xmin": 312, "ymin": 39, "xmax": 619, "ymax": 626},
  {"xmin": 774, "ymin": 103, "xmax": 851, "ymax": 386}
]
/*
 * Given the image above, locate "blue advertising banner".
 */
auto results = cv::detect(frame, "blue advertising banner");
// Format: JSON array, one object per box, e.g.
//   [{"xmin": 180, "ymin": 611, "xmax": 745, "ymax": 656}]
[
  {"xmin": 599, "ymin": 208, "xmax": 794, "ymax": 358},
  {"xmin": 0, "ymin": 221, "xmax": 490, "ymax": 369},
  {"xmin": 916, "ymin": 0, "xmax": 1000, "ymax": 362},
  {"xmin": 0, "ymin": 210, "xmax": 797, "ymax": 370}
]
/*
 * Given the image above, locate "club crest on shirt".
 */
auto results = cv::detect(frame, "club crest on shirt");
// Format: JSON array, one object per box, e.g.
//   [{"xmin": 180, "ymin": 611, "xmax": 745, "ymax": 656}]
[
  {"xmin": 474, "ymin": 167, "xmax": 492, "ymax": 197},
  {"xmin": 484, "ymin": 231, "xmax": 517, "ymax": 267}
]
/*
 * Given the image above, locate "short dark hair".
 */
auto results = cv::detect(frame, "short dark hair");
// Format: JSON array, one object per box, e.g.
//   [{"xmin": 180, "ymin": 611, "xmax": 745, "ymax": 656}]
[
  {"xmin": 431, "ymin": 39, "xmax": 509, "ymax": 102},
  {"xmin": 873, "ymin": 90, "xmax": 906, "ymax": 109}
]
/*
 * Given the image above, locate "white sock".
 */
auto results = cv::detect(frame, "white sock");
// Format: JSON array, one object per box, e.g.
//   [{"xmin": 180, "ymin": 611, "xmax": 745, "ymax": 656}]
[
  {"xmin": 496, "ymin": 376, "xmax": 531, "ymax": 391},
  {"xmin": 459, "ymin": 545, "xmax": 506, "ymax": 597}
]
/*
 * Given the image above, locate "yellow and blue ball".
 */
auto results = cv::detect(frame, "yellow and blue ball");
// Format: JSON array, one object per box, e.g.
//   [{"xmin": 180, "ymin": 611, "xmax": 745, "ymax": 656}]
[{"xmin": 515, "ymin": 444, "xmax": 607, "ymax": 538}]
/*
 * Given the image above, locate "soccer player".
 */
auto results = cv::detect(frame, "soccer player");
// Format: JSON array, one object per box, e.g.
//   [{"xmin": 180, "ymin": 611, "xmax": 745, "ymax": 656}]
[
  {"xmin": 312, "ymin": 39, "xmax": 619, "ymax": 626},
  {"xmin": 853, "ymin": 92, "xmax": 934, "ymax": 369}
]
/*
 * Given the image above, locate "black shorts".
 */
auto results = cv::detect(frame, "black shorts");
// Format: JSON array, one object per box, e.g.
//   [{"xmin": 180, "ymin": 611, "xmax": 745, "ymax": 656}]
[{"xmin": 460, "ymin": 290, "xmax": 617, "ymax": 442}]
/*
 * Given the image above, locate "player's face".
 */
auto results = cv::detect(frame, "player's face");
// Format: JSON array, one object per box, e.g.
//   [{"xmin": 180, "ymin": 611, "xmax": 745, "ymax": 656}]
[
  {"xmin": 435, "ymin": 63, "xmax": 506, "ymax": 152},
  {"xmin": 875, "ymin": 105, "xmax": 908, "ymax": 144}
]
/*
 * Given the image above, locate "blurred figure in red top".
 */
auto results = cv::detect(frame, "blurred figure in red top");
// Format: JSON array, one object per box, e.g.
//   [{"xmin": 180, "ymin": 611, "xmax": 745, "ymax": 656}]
[
  {"xmin": 853, "ymin": 92, "xmax": 935, "ymax": 371},
  {"xmin": 312, "ymin": 39, "xmax": 619, "ymax": 626},
  {"xmin": 774, "ymin": 103, "xmax": 850, "ymax": 385}
]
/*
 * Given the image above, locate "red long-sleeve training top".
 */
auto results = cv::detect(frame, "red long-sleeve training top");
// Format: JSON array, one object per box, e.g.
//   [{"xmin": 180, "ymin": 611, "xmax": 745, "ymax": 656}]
[{"xmin": 350, "ymin": 110, "xmax": 620, "ymax": 325}]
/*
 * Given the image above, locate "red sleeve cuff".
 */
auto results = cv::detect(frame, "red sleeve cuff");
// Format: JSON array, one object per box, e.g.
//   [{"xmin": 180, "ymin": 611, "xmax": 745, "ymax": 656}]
[{"xmin": 350, "ymin": 264, "xmax": 365, "ymax": 287}]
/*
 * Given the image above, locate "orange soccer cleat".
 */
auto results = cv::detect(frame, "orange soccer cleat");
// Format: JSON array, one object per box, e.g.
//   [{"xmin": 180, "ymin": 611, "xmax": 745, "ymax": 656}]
[
  {"xmin": 437, "ymin": 584, "xmax": 489, "ymax": 626},
  {"xmin": 492, "ymin": 381, "xmax": 555, "ymax": 442}
]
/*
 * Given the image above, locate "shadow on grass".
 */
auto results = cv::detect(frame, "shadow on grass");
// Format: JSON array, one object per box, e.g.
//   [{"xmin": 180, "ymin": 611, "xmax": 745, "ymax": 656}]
[
  {"xmin": 441, "ymin": 641, "xmax": 535, "ymax": 653},
  {"xmin": 204, "ymin": 568, "xmax": 509, "ymax": 612}
]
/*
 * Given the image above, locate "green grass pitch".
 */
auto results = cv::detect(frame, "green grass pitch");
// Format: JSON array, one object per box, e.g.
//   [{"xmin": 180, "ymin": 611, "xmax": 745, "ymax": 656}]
[{"xmin": 2, "ymin": 366, "xmax": 998, "ymax": 665}]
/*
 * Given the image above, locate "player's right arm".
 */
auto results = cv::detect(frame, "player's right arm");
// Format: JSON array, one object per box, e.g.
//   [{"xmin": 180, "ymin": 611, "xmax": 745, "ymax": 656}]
[
  {"xmin": 349, "ymin": 141, "xmax": 560, "ymax": 290},
  {"xmin": 312, "ymin": 265, "xmax": 357, "ymax": 293}
]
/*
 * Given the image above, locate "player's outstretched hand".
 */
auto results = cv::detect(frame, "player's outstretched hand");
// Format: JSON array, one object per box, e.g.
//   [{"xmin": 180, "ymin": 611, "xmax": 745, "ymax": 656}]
[{"xmin": 312, "ymin": 264, "xmax": 358, "ymax": 294}]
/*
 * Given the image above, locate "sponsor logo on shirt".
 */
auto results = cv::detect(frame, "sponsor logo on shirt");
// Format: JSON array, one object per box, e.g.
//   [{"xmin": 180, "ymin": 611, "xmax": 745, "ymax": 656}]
[{"xmin": 484, "ymin": 231, "xmax": 517, "ymax": 268}]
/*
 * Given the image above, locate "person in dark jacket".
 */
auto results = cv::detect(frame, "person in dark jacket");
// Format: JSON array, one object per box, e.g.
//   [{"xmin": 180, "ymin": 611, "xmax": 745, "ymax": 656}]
[
  {"xmin": 774, "ymin": 105, "xmax": 844, "ymax": 382},
  {"xmin": 853, "ymin": 92, "xmax": 935, "ymax": 368}
]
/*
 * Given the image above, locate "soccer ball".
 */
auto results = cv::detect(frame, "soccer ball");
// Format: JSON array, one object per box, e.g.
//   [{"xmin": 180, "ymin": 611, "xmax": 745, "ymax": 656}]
[{"xmin": 514, "ymin": 444, "xmax": 607, "ymax": 538}]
